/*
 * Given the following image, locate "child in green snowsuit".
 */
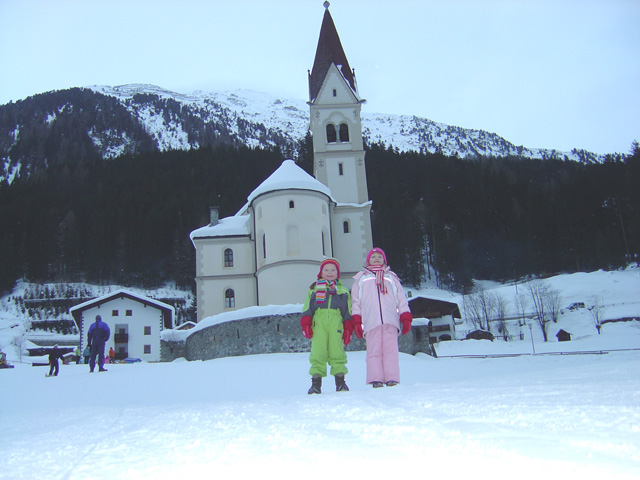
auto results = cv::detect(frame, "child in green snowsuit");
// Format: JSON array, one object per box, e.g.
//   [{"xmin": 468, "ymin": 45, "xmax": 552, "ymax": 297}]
[{"xmin": 300, "ymin": 258, "xmax": 352, "ymax": 394}]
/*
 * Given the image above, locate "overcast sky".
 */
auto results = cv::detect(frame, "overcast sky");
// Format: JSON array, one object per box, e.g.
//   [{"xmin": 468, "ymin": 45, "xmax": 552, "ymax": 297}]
[{"xmin": 1, "ymin": 0, "xmax": 638, "ymax": 155}]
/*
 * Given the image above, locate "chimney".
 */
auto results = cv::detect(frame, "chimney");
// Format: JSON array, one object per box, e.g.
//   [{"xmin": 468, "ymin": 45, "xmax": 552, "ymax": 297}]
[{"xmin": 209, "ymin": 206, "xmax": 219, "ymax": 226}]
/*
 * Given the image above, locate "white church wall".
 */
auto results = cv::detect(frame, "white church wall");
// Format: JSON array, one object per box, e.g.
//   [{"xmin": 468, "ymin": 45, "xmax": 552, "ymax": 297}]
[
  {"xmin": 257, "ymin": 262, "xmax": 320, "ymax": 307},
  {"xmin": 198, "ymin": 275, "xmax": 257, "ymax": 321},
  {"xmin": 331, "ymin": 204, "xmax": 373, "ymax": 284},
  {"xmin": 254, "ymin": 190, "xmax": 332, "ymax": 270}
]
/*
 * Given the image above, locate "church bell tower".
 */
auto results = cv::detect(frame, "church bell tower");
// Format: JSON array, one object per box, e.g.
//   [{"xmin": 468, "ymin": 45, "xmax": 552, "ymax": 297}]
[{"xmin": 308, "ymin": 2, "xmax": 373, "ymax": 280}]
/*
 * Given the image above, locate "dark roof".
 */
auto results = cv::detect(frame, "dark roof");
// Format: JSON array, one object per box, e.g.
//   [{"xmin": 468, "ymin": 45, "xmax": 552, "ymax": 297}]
[
  {"xmin": 308, "ymin": 7, "xmax": 357, "ymax": 103},
  {"xmin": 408, "ymin": 296, "xmax": 462, "ymax": 319}
]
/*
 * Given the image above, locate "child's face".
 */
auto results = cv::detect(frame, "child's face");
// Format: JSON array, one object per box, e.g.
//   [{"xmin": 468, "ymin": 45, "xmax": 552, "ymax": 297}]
[
  {"xmin": 369, "ymin": 252, "xmax": 385, "ymax": 266},
  {"xmin": 321, "ymin": 263, "xmax": 338, "ymax": 281}
]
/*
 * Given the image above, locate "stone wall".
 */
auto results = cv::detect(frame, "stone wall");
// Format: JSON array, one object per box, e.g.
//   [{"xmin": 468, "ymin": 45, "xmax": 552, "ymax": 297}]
[{"xmin": 161, "ymin": 313, "xmax": 433, "ymax": 362}]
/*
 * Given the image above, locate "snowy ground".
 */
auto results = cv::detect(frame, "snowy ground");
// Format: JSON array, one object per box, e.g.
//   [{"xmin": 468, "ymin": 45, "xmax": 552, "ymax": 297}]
[
  {"xmin": 1, "ymin": 267, "xmax": 639, "ymax": 479},
  {"xmin": 1, "ymin": 345, "xmax": 639, "ymax": 479}
]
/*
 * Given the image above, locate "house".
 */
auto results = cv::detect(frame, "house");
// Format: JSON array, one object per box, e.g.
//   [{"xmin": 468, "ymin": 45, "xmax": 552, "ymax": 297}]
[
  {"xmin": 70, "ymin": 290, "xmax": 174, "ymax": 362},
  {"xmin": 556, "ymin": 329, "xmax": 572, "ymax": 342},
  {"xmin": 190, "ymin": 4, "xmax": 373, "ymax": 321},
  {"xmin": 408, "ymin": 296, "xmax": 461, "ymax": 343}
]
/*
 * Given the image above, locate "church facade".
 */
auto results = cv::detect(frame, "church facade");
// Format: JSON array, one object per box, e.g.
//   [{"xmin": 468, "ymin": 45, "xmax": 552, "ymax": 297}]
[{"xmin": 190, "ymin": 5, "xmax": 373, "ymax": 321}]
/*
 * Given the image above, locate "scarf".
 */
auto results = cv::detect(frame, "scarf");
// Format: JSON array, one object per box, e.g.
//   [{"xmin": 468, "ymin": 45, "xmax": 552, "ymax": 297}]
[
  {"xmin": 366, "ymin": 265, "xmax": 390, "ymax": 294},
  {"xmin": 315, "ymin": 279, "xmax": 337, "ymax": 304}
]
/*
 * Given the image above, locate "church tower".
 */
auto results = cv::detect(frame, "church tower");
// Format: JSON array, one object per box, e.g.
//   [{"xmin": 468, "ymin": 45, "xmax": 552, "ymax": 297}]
[{"xmin": 308, "ymin": 2, "xmax": 373, "ymax": 281}]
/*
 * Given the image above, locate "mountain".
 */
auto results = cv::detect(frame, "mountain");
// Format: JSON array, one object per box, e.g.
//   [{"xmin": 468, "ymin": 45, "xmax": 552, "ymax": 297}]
[{"xmin": 0, "ymin": 84, "xmax": 611, "ymax": 184}]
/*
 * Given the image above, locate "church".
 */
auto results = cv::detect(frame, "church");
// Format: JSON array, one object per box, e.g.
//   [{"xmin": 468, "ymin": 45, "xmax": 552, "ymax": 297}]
[{"xmin": 190, "ymin": 3, "xmax": 373, "ymax": 321}]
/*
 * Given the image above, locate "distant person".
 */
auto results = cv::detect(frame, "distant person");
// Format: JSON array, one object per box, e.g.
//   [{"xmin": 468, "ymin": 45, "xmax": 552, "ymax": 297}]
[
  {"xmin": 47, "ymin": 345, "xmax": 64, "ymax": 376},
  {"xmin": 87, "ymin": 315, "xmax": 110, "ymax": 373},
  {"xmin": 108, "ymin": 347, "xmax": 115, "ymax": 364},
  {"xmin": 300, "ymin": 258, "xmax": 351, "ymax": 394},
  {"xmin": 351, "ymin": 247, "xmax": 412, "ymax": 387},
  {"xmin": 74, "ymin": 345, "xmax": 81, "ymax": 364},
  {"xmin": 83, "ymin": 345, "xmax": 90, "ymax": 365}
]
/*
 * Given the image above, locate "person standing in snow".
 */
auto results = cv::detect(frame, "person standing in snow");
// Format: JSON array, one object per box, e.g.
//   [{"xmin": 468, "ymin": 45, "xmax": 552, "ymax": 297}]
[
  {"xmin": 300, "ymin": 258, "xmax": 352, "ymax": 394},
  {"xmin": 47, "ymin": 345, "xmax": 65, "ymax": 376},
  {"xmin": 83, "ymin": 344, "xmax": 90, "ymax": 365},
  {"xmin": 87, "ymin": 315, "xmax": 110, "ymax": 373},
  {"xmin": 108, "ymin": 346, "xmax": 116, "ymax": 364},
  {"xmin": 349, "ymin": 247, "xmax": 413, "ymax": 388}
]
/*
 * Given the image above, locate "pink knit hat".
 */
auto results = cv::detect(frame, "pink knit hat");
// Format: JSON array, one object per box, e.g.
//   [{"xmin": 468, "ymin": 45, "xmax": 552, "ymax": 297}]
[
  {"xmin": 318, "ymin": 258, "xmax": 341, "ymax": 279},
  {"xmin": 366, "ymin": 247, "xmax": 387, "ymax": 266}
]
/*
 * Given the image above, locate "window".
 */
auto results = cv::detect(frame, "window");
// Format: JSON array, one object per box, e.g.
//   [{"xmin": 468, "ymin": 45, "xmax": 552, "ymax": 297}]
[
  {"xmin": 343, "ymin": 221, "xmax": 350, "ymax": 233},
  {"xmin": 332, "ymin": 88, "xmax": 337, "ymax": 97},
  {"xmin": 326, "ymin": 124, "xmax": 337, "ymax": 143},
  {"xmin": 144, "ymin": 345, "xmax": 151, "ymax": 354},
  {"xmin": 338, "ymin": 163, "xmax": 344, "ymax": 176},
  {"xmin": 125, "ymin": 310, "xmax": 132, "ymax": 316},
  {"xmin": 112, "ymin": 310, "xmax": 119, "ymax": 316},
  {"xmin": 339, "ymin": 123, "xmax": 349, "ymax": 142},
  {"xmin": 224, "ymin": 248, "xmax": 234, "ymax": 267},
  {"xmin": 262, "ymin": 234, "xmax": 267, "ymax": 259},
  {"xmin": 144, "ymin": 326, "xmax": 151, "ymax": 335},
  {"xmin": 289, "ymin": 200, "xmax": 295, "ymax": 209},
  {"xmin": 225, "ymin": 289, "xmax": 236, "ymax": 308}
]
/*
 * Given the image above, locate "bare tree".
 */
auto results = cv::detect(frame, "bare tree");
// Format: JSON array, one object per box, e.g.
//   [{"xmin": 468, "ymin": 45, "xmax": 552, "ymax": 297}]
[
  {"xmin": 493, "ymin": 294, "xmax": 509, "ymax": 341},
  {"xmin": 464, "ymin": 287, "xmax": 506, "ymax": 334},
  {"xmin": 544, "ymin": 287, "xmax": 562, "ymax": 324},
  {"xmin": 525, "ymin": 279, "xmax": 554, "ymax": 341},
  {"xmin": 463, "ymin": 292, "xmax": 484, "ymax": 331},
  {"xmin": 589, "ymin": 296, "xmax": 606, "ymax": 334}
]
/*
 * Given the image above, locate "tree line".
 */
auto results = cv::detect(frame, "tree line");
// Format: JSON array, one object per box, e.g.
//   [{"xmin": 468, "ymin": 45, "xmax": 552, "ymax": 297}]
[{"xmin": 0, "ymin": 140, "xmax": 637, "ymax": 294}]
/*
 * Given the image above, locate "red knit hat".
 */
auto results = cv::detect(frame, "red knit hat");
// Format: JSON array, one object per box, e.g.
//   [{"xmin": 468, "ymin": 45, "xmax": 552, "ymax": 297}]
[
  {"xmin": 366, "ymin": 247, "xmax": 387, "ymax": 266},
  {"xmin": 318, "ymin": 258, "xmax": 341, "ymax": 279}
]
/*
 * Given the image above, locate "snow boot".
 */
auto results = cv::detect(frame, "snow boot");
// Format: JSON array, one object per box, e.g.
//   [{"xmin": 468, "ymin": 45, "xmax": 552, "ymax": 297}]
[
  {"xmin": 371, "ymin": 381, "xmax": 384, "ymax": 388},
  {"xmin": 335, "ymin": 373, "xmax": 349, "ymax": 392},
  {"xmin": 308, "ymin": 375, "xmax": 322, "ymax": 394},
  {"xmin": 385, "ymin": 381, "xmax": 398, "ymax": 387}
]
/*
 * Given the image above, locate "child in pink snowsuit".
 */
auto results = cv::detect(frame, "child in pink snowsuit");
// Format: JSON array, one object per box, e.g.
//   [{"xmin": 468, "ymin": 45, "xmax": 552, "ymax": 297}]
[{"xmin": 349, "ymin": 247, "xmax": 412, "ymax": 387}]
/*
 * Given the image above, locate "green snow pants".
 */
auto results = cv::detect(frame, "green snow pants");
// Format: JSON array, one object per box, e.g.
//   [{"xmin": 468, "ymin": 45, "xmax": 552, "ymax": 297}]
[{"xmin": 308, "ymin": 313, "xmax": 348, "ymax": 378}]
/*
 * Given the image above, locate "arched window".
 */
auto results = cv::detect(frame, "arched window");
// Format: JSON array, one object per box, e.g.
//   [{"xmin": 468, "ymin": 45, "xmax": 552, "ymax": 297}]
[
  {"xmin": 339, "ymin": 123, "xmax": 349, "ymax": 142},
  {"xmin": 289, "ymin": 200, "xmax": 295, "ymax": 209},
  {"xmin": 343, "ymin": 221, "xmax": 350, "ymax": 233},
  {"xmin": 262, "ymin": 234, "xmax": 267, "ymax": 259},
  {"xmin": 326, "ymin": 124, "xmax": 337, "ymax": 143},
  {"xmin": 224, "ymin": 248, "xmax": 233, "ymax": 267},
  {"xmin": 225, "ymin": 289, "xmax": 235, "ymax": 308}
]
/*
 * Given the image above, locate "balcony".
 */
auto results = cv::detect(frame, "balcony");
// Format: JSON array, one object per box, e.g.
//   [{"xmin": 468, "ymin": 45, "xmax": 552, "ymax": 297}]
[{"xmin": 114, "ymin": 333, "xmax": 129, "ymax": 343}]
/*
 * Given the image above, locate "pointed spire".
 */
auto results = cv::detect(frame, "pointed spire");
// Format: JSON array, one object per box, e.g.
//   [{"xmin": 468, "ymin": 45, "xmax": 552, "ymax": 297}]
[{"xmin": 308, "ymin": 4, "xmax": 356, "ymax": 103}]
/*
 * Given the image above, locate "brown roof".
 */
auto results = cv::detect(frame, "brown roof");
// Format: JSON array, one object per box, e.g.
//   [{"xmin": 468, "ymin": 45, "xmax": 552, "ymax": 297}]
[{"xmin": 308, "ymin": 7, "xmax": 357, "ymax": 103}]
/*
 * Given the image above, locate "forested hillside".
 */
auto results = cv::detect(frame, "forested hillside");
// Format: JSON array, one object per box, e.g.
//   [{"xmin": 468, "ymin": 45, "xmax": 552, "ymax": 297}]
[{"xmin": 0, "ymin": 140, "xmax": 638, "ymax": 294}]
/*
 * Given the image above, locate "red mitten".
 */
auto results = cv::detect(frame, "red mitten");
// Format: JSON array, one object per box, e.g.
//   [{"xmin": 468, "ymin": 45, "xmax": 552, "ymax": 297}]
[
  {"xmin": 351, "ymin": 315, "xmax": 364, "ymax": 338},
  {"xmin": 342, "ymin": 319, "xmax": 354, "ymax": 346},
  {"xmin": 400, "ymin": 312, "xmax": 413, "ymax": 335},
  {"xmin": 300, "ymin": 315, "xmax": 313, "ymax": 339}
]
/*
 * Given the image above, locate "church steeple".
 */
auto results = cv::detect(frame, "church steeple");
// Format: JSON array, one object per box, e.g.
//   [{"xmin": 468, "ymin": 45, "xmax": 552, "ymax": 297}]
[
  {"xmin": 308, "ymin": 2, "xmax": 358, "ymax": 104},
  {"xmin": 308, "ymin": 2, "xmax": 373, "ymax": 279}
]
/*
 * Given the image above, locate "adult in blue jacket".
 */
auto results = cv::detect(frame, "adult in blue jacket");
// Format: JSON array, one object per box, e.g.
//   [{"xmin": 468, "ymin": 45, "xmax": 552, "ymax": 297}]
[{"xmin": 87, "ymin": 315, "xmax": 110, "ymax": 373}]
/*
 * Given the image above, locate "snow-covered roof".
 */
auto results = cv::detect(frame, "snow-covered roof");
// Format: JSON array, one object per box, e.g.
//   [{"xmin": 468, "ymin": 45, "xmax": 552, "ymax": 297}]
[
  {"xmin": 69, "ymin": 289, "xmax": 174, "ymax": 329},
  {"xmin": 246, "ymin": 159, "xmax": 333, "ymax": 204},
  {"xmin": 190, "ymin": 213, "xmax": 251, "ymax": 241},
  {"xmin": 190, "ymin": 160, "xmax": 333, "ymax": 242}
]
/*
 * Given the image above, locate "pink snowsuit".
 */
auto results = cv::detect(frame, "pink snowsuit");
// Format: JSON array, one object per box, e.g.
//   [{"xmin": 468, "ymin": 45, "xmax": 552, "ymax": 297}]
[{"xmin": 351, "ymin": 268, "xmax": 410, "ymax": 384}]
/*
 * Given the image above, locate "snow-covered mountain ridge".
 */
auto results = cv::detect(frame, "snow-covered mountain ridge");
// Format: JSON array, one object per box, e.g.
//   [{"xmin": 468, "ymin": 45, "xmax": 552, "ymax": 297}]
[
  {"xmin": 0, "ymin": 83, "xmax": 612, "ymax": 184},
  {"xmin": 89, "ymin": 84, "xmax": 604, "ymax": 162}
]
